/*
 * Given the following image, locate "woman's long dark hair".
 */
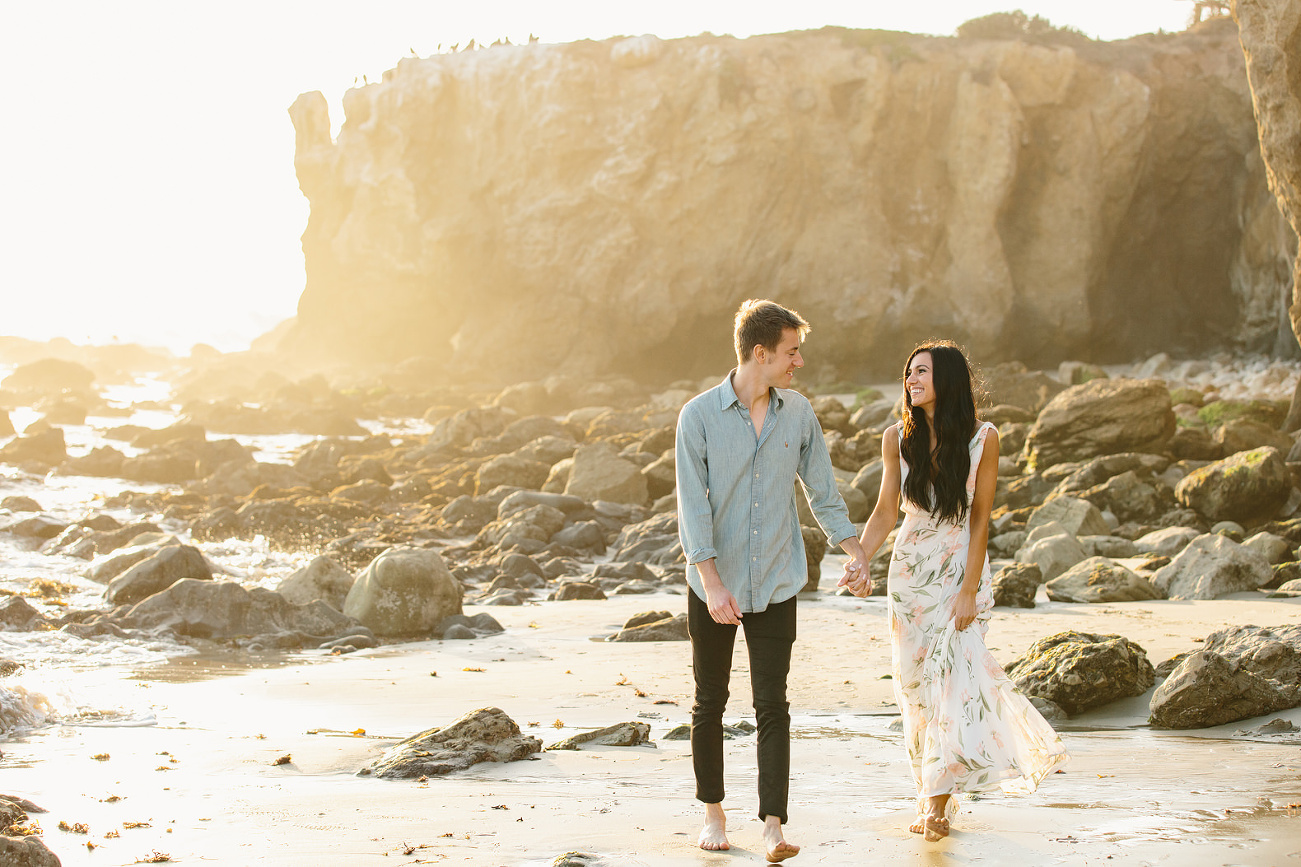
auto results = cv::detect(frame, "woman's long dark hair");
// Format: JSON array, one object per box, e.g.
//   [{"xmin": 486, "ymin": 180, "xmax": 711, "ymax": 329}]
[{"xmin": 899, "ymin": 340, "xmax": 979, "ymax": 524}]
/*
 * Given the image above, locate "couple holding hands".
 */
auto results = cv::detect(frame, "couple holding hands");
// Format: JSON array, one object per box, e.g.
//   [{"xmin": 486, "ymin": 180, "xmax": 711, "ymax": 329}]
[{"xmin": 675, "ymin": 300, "xmax": 1068, "ymax": 861}]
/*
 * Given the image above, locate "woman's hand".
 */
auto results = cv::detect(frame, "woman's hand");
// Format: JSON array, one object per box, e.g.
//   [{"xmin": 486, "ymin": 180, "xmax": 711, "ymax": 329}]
[
  {"xmin": 837, "ymin": 558, "xmax": 870, "ymax": 597},
  {"xmin": 951, "ymin": 588, "xmax": 978, "ymax": 631}
]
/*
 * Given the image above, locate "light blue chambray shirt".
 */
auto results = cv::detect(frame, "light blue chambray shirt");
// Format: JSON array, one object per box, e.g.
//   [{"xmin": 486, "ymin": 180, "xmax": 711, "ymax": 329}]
[{"xmin": 675, "ymin": 371, "xmax": 857, "ymax": 614}]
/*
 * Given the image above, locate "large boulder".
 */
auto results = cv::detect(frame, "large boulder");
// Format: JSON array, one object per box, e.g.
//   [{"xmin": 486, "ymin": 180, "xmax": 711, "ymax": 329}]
[
  {"xmin": 992, "ymin": 562, "xmax": 1041, "ymax": 608},
  {"xmin": 1150, "ymin": 533, "xmax": 1273, "ymax": 600},
  {"xmin": 475, "ymin": 454, "xmax": 551, "ymax": 494},
  {"xmin": 0, "ymin": 428, "xmax": 67, "ymax": 468},
  {"xmin": 2, "ymin": 357, "xmax": 95, "ymax": 395},
  {"xmin": 1005, "ymin": 630, "xmax": 1155, "ymax": 716},
  {"xmin": 113, "ymin": 579, "xmax": 362, "ymax": 645},
  {"xmin": 104, "ymin": 544, "xmax": 212, "ymax": 606},
  {"xmin": 1132, "ymin": 526, "xmax": 1200, "ymax": 558},
  {"xmin": 1023, "ymin": 379, "xmax": 1175, "ymax": 470},
  {"xmin": 1149, "ymin": 650, "xmax": 1301, "ymax": 729},
  {"xmin": 1026, "ymin": 496, "xmax": 1110, "ymax": 537},
  {"xmin": 0, "ymin": 835, "xmax": 61, "ymax": 867},
  {"xmin": 1174, "ymin": 446, "xmax": 1293, "ymax": 525},
  {"xmin": 1044, "ymin": 557, "xmax": 1161, "ymax": 603},
  {"xmin": 1015, "ymin": 523, "xmax": 1088, "ymax": 582},
  {"xmin": 361, "ymin": 707, "xmax": 542, "ymax": 778},
  {"xmin": 609, "ymin": 613, "xmax": 689, "ymax": 641},
  {"xmin": 343, "ymin": 547, "xmax": 462, "ymax": 636},
  {"xmin": 609, "ymin": 511, "xmax": 681, "ymax": 565},
  {"xmin": 564, "ymin": 443, "xmax": 649, "ymax": 506},
  {"xmin": 276, "ymin": 555, "xmax": 356, "ymax": 611}
]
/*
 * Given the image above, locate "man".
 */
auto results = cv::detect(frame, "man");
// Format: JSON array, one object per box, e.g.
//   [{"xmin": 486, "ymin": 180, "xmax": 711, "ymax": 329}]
[{"xmin": 675, "ymin": 299, "xmax": 867, "ymax": 862}]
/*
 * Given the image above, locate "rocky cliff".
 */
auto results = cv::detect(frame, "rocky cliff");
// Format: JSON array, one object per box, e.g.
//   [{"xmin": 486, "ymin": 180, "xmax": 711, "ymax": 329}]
[
  {"xmin": 285, "ymin": 21, "xmax": 1296, "ymax": 383},
  {"xmin": 1235, "ymin": 0, "xmax": 1301, "ymax": 351}
]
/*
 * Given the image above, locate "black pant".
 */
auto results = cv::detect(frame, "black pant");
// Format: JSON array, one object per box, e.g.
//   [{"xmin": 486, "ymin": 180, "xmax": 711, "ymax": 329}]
[{"xmin": 688, "ymin": 590, "xmax": 797, "ymax": 823}]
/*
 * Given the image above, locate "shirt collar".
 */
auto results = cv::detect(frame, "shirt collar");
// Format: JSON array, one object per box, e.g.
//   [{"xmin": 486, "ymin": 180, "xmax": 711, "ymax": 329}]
[{"xmin": 717, "ymin": 369, "xmax": 785, "ymax": 412}]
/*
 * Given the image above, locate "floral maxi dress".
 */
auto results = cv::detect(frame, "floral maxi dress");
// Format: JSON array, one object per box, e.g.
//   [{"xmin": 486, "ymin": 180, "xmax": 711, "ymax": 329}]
[{"xmin": 888, "ymin": 421, "xmax": 1068, "ymax": 815}]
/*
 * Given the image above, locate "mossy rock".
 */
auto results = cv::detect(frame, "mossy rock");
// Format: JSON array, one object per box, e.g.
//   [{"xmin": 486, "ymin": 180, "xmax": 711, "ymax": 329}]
[
  {"xmin": 1168, "ymin": 387, "xmax": 1204, "ymax": 408},
  {"xmin": 1197, "ymin": 399, "xmax": 1284, "ymax": 428}
]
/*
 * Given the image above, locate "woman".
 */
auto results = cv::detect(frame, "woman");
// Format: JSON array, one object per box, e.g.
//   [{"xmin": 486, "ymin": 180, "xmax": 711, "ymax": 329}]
[{"xmin": 840, "ymin": 340, "xmax": 1068, "ymax": 841}]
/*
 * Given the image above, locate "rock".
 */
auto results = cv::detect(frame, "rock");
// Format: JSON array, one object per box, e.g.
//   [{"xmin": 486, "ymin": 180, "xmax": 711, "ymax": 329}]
[
  {"xmin": 1024, "ymin": 379, "xmax": 1175, "ymax": 470},
  {"xmin": 2, "ymin": 357, "xmax": 94, "ymax": 395},
  {"xmin": 476, "ymin": 454, "xmax": 550, "ymax": 494},
  {"xmin": 992, "ymin": 562, "xmax": 1041, "ymax": 608},
  {"xmin": 552, "ymin": 581, "xmax": 606, "ymax": 601},
  {"xmin": 6, "ymin": 514, "xmax": 68, "ymax": 540},
  {"xmin": 276, "ymin": 555, "xmax": 355, "ymax": 611},
  {"xmin": 1241, "ymin": 531, "xmax": 1293, "ymax": 565},
  {"xmin": 1213, "ymin": 418, "xmax": 1293, "ymax": 455},
  {"xmin": 1150, "ymin": 534, "xmax": 1273, "ymax": 600},
  {"xmin": 1133, "ymin": 526, "xmax": 1200, "ymax": 558},
  {"xmin": 799, "ymin": 523, "xmax": 827, "ymax": 593},
  {"xmin": 1203, "ymin": 624, "xmax": 1301, "ymax": 682},
  {"xmin": 0, "ymin": 496, "xmax": 41, "ymax": 512},
  {"xmin": 1015, "ymin": 526, "xmax": 1088, "ymax": 582},
  {"xmin": 434, "ymin": 613, "xmax": 505, "ymax": 640},
  {"xmin": 105, "ymin": 544, "xmax": 212, "ymax": 606},
  {"xmin": 1175, "ymin": 446, "xmax": 1293, "ymax": 525},
  {"xmin": 608, "ymin": 511, "xmax": 680, "ymax": 565},
  {"xmin": 622, "ymin": 610, "xmax": 672, "ymax": 629},
  {"xmin": 0, "ymin": 835, "xmax": 62, "ymax": 867},
  {"xmin": 343, "ymin": 547, "xmax": 462, "ymax": 637},
  {"xmin": 84, "ymin": 536, "xmax": 179, "ymax": 584},
  {"xmin": 1027, "ymin": 496, "xmax": 1110, "ymax": 537},
  {"xmin": 1005, "ymin": 630, "xmax": 1155, "ymax": 715},
  {"xmin": 110, "ymin": 579, "xmax": 363, "ymax": 645},
  {"xmin": 361, "ymin": 707, "xmax": 542, "ymax": 778},
  {"xmin": 564, "ymin": 443, "xmax": 649, "ymax": 506},
  {"xmin": 609, "ymin": 613, "xmax": 689, "ymax": 641},
  {"xmin": 282, "ymin": 28, "xmax": 1283, "ymax": 381},
  {"xmin": 983, "ymin": 363, "xmax": 1069, "ymax": 414},
  {"xmin": 0, "ymin": 596, "xmax": 46, "ymax": 631},
  {"xmin": 551, "ymin": 521, "xmax": 606, "ymax": 552},
  {"xmin": 548, "ymin": 721, "xmax": 654, "ymax": 750},
  {"xmin": 0, "ymin": 428, "xmax": 67, "ymax": 468},
  {"xmin": 1044, "ymin": 557, "xmax": 1161, "ymax": 603},
  {"xmin": 1237, "ymin": 718, "xmax": 1298, "ymax": 736},
  {"xmin": 640, "ymin": 450, "xmax": 676, "ymax": 500},
  {"xmin": 1149, "ymin": 651, "xmax": 1301, "ymax": 729},
  {"xmin": 850, "ymin": 459, "xmax": 884, "ymax": 505},
  {"xmin": 1079, "ymin": 535, "xmax": 1139, "ymax": 559},
  {"xmin": 1268, "ymin": 561, "xmax": 1301, "ymax": 589},
  {"xmin": 1077, "ymin": 471, "xmax": 1162, "ymax": 524}
]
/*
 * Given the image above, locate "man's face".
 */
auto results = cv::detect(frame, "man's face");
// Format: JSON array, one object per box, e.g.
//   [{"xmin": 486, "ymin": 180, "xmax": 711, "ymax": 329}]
[{"xmin": 758, "ymin": 327, "xmax": 804, "ymax": 388}]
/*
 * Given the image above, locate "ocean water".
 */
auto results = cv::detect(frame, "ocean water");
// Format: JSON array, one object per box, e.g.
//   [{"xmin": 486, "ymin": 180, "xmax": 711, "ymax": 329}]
[{"xmin": 0, "ymin": 368, "xmax": 439, "ymax": 737}]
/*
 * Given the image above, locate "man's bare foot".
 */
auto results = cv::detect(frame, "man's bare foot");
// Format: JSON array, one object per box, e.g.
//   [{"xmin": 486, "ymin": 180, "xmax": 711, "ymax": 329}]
[
  {"xmin": 763, "ymin": 816, "xmax": 799, "ymax": 862},
  {"xmin": 698, "ymin": 803, "xmax": 729, "ymax": 851}
]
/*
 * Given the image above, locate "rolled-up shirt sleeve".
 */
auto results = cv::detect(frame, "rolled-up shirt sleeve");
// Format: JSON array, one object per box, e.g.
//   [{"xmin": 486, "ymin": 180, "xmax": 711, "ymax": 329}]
[
  {"xmin": 675, "ymin": 403, "xmax": 717, "ymax": 564},
  {"xmin": 796, "ymin": 407, "xmax": 856, "ymax": 547}
]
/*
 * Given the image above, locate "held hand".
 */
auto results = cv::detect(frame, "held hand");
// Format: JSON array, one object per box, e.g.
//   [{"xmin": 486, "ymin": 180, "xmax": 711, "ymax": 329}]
[
  {"xmin": 705, "ymin": 585, "xmax": 743, "ymax": 625},
  {"xmin": 951, "ymin": 589, "xmax": 978, "ymax": 631},
  {"xmin": 837, "ymin": 559, "xmax": 871, "ymax": 597}
]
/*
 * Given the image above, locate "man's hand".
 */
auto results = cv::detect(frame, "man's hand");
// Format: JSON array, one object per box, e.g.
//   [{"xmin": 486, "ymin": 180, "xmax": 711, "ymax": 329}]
[
  {"xmin": 951, "ymin": 588, "xmax": 978, "ymax": 631},
  {"xmin": 705, "ymin": 583, "xmax": 743, "ymax": 625}
]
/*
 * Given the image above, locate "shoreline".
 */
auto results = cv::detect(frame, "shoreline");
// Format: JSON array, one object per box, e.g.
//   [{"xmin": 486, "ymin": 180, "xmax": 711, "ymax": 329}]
[{"xmin": 7, "ymin": 587, "xmax": 1300, "ymax": 866}]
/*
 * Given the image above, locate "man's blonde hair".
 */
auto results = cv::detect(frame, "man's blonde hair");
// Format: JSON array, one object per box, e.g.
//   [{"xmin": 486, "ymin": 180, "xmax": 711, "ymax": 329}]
[{"xmin": 733, "ymin": 299, "xmax": 810, "ymax": 364}]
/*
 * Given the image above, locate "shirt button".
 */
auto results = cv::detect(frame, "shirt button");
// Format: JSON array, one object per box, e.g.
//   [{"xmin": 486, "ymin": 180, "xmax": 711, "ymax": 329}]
[
  {"xmin": 753, "ymin": 530, "xmax": 758, "ymax": 535},
  {"xmin": 754, "ymin": 502, "xmax": 759, "ymax": 507}
]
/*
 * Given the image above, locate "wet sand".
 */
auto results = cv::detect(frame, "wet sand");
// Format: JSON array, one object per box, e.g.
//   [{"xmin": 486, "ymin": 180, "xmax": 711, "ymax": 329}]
[{"xmin": 7, "ymin": 570, "xmax": 1301, "ymax": 866}]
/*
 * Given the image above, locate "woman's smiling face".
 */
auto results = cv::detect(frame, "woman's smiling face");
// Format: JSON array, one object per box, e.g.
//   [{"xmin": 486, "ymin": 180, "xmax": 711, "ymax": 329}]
[{"xmin": 905, "ymin": 351, "xmax": 935, "ymax": 411}]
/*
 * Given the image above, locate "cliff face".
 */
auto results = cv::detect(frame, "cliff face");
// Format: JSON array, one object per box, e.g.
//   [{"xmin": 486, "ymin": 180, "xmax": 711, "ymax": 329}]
[
  {"xmin": 1235, "ymin": 0, "xmax": 1301, "ymax": 350},
  {"xmin": 286, "ymin": 22, "xmax": 1296, "ymax": 383}
]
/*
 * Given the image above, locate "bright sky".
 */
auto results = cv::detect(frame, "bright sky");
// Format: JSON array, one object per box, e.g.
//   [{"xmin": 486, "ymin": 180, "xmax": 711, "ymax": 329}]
[{"xmin": 0, "ymin": 1, "xmax": 1195, "ymax": 354}]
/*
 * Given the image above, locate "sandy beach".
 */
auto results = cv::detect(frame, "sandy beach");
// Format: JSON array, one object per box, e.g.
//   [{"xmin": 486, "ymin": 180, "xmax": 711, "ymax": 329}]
[{"xmin": 8, "ymin": 571, "xmax": 1300, "ymax": 867}]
